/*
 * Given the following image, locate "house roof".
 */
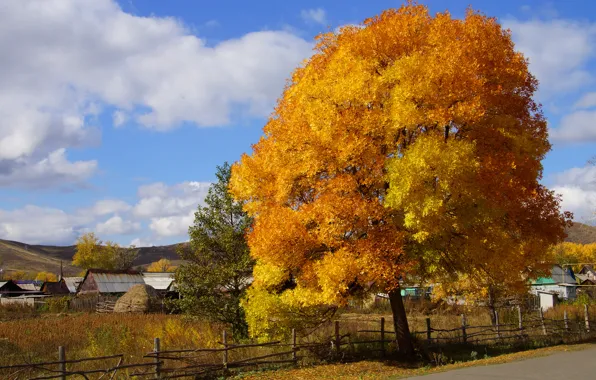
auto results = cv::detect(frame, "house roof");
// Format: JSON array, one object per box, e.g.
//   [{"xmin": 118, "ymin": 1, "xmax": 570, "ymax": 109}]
[
  {"xmin": 551, "ymin": 265, "xmax": 576, "ymax": 284},
  {"xmin": 141, "ymin": 272, "xmax": 174, "ymax": 291},
  {"xmin": 533, "ymin": 277, "xmax": 556, "ymax": 285},
  {"xmin": 63, "ymin": 277, "xmax": 83, "ymax": 293},
  {"xmin": 17, "ymin": 283, "xmax": 41, "ymax": 291},
  {"xmin": 41, "ymin": 280, "xmax": 70, "ymax": 295},
  {"xmin": 531, "ymin": 265, "xmax": 577, "ymax": 286},
  {"xmin": 0, "ymin": 280, "xmax": 23, "ymax": 292},
  {"xmin": 85, "ymin": 270, "xmax": 145, "ymax": 293}
]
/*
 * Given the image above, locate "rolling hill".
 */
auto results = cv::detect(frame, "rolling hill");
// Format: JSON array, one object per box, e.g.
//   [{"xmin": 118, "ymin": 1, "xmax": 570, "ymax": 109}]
[
  {"xmin": 565, "ymin": 222, "xmax": 596, "ymax": 245},
  {"xmin": 0, "ymin": 239, "xmax": 182, "ymax": 276},
  {"xmin": 1, "ymin": 221, "xmax": 594, "ymax": 277}
]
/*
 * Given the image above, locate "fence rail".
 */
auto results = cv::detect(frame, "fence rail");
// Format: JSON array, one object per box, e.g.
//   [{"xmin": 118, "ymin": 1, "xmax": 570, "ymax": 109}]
[{"xmin": 2, "ymin": 305, "xmax": 596, "ymax": 379}]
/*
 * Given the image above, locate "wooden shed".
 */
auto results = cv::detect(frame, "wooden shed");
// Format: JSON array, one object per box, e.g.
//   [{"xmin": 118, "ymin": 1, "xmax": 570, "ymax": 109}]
[{"xmin": 77, "ymin": 269, "xmax": 145, "ymax": 295}]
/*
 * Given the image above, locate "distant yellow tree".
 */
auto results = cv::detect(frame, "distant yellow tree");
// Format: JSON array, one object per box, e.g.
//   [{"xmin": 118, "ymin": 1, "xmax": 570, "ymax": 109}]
[
  {"xmin": 35, "ymin": 271, "xmax": 58, "ymax": 282},
  {"xmin": 72, "ymin": 232, "xmax": 138, "ymax": 270},
  {"xmin": 147, "ymin": 259, "xmax": 176, "ymax": 272},
  {"xmin": 551, "ymin": 242, "xmax": 596, "ymax": 269},
  {"xmin": 72, "ymin": 232, "xmax": 110, "ymax": 269}
]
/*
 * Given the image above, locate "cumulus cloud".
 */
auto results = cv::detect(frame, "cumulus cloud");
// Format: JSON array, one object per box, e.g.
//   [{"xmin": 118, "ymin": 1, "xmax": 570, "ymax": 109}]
[
  {"xmin": 0, "ymin": 0, "xmax": 312, "ymax": 187},
  {"xmin": 0, "ymin": 149, "xmax": 97, "ymax": 188},
  {"xmin": 301, "ymin": 8, "xmax": 327, "ymax": 25},
  {"xmin": 86, "ymin": 200, "xmax": 132, "ymax": 216},
  {"xmin": 551, "ymin": 110, "xmax": 596, "ymax": 142},
  {"xmin": 149, "ymin": 211, "xmax": 195, "ymax": 237},
  {"xmin": 132, "ymin": 181, "xmax": 210, "ymax": 239},
  {"xmin": 129, "ymin": 237, "xmax": 155, "ymax": 248},
  {"xmin": 552, "ymin": 165, "xmax": 596, "ymax": 223},
  {"xmin": 133, "ymin": 181, "xmax": 210, "ymax": 219},
  {"xmin": 96, "ymin": 215, "xmax": 140, "ymax": 235},
  {"xmin": 574, "ymin": 92, "xmax": 596, "ymax": 109},
  {"xmin": 504, "ymin": 18, "xmax": 596, "ymax": 94},
  {"xmin": 0, "ymin": 206, "xmax": 92, "ymax": 245},
  {"xmin": 504, "ymin": 17, "xmax": 596, "ymax": 143},
  {"xmin": 0, "ymin": 179, "xmax": 211, "ymax": 245}
]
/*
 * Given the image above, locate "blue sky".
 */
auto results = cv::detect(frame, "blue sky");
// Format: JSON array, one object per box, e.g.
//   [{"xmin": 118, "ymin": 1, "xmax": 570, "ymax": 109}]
[{"xmin": 0, "ymin": 0, "xmax": 595, "ymax": 247}]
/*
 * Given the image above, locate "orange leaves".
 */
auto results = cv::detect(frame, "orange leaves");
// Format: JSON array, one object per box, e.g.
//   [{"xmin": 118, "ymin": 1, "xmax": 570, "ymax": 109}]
[{"xmin": 230, "ymin": 2, "xmax": 570, "ymax": 336}]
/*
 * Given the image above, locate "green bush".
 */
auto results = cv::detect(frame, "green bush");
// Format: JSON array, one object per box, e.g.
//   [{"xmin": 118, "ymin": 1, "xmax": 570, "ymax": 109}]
[{"xmin": 46, "ymin": 297, "xmax": 70, "ymax": 313}]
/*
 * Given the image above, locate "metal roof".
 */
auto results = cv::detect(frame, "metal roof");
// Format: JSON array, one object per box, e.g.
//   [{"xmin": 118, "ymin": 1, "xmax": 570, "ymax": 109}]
[
  {"xmin": 18, "ymin": 283, "xmax": 41, "ymax": 291},
  {"xmin": 142, "ymin": 272, "xmax": 174, "ymax": 291},
  {"xmin": 92, "ymin": 272, "xmax": 145, "ymax": 293},
  {"xmin": 63, "ymin": 277, "xmax": 83, "ymax": 293}
]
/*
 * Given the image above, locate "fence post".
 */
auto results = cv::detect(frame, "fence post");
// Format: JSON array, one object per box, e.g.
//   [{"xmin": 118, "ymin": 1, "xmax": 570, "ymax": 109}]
[
  {"xmin": 334, "ymin": 321, "xmax": 341, "ymax": 354},
  {"xmin": 517, "ymin": 306, "xmax": 523, "ymax": 333},
  {"xmin": 461, "ymin": 314, "xmax": 467, "ymax": 344},
  {"xmin": 58, "ymin": 346, "xmax": 66, "ymax": 380},
  {"xmin": 585, "ymin": 305, "xmax": 591, "ymax": 333},
  {"xmin": 495, "ymin": 310, "xmax": 501, "ymax": 339},
  {"xmin": 564, "ymin": 310, "xmax": 569, "ymax": 333},
  {"xmin": 380, "ymin": 317, "xmax": 386, "ymax": 357},
  {"xmin": 539, "ymin": 308, "xmax": 547, "ymax": 335},
  {"xmin": 222, "ymin": 330, "xmax": 229, "ymax": 370},
  {"xmin": 153, "ymin": 337, "xmax": 161, "ymax": 379},
  {"xmin": 426, "ymin": 317, "xmax": 431, "ymax": 344},
  {"xmin": 292, "ymin": 328, "xmax": 297, "ymax": 363}
]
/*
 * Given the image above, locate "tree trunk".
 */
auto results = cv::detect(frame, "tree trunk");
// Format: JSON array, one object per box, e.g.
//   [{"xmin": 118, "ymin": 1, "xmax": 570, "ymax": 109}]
[
  {"xmin": 487, "ymin": 285, "xmax": 497, "ymax": 326},
  {"xmin": 388, "ymin": 287, "xmax": 414, "ymax": 355}
]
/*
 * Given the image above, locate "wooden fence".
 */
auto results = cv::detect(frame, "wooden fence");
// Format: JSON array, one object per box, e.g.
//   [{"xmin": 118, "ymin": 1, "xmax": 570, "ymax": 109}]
[{"xmin": 2, "ymin": 306, "xmax": 596, "ymax": 379}]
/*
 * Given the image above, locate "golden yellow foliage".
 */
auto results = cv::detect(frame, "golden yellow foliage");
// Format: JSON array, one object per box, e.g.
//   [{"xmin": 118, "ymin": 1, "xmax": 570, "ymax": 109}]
[
  {"xmin": 146, "ymin": 258, "xmax": 176, "ymax": 273},
  {"xmin": 230, "ymin": 3, "xmax": 570, "ymax": 340},
  {"xmin": 35, "ymin": 271, "xmax": 58, "ymax": 282},
  {"xmin": 72, "ymin": 232, "xmax": 138, "ymax": 270},
  {"xmin": 551, "ymin": 242, "xmax": 596, "ymax": 268}
]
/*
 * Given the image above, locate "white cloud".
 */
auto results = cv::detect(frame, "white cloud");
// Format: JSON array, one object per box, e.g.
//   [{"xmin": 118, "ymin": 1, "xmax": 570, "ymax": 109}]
[
  {"xmin": 87, "ymin": 200, "xmax": 132, "ymax": 216},
  {"xmin": 133, "ymin": 181, "xmax": 210, "ymax": 219},
  {"xmin": 129, "ymin": 237, "xmax": 154, "ymax": 248},
  {"xmin": 0, "ymin": 206, "xmax": 92, "ymax": 245},
  {"xmin": 301, "ymin": 8, "xmax": 327, "ymax": 26},
  {"xmin": 574, "ymin": 92, "xmax": 596, "ymax": 109},
  {"xmin": 0, "ymin": 149, "xmax": 97, "ymax": 188},
  {"xmin": 552, "ymin": 165, "xmax": 596, "ymax": 223},
  {"xmin": 0, "ymin": 179, "xmax": 210, "ymax": 245},
  {"xmin": 0, "ymin": 0, "xmax": 312, "ymax": 187},
  {"xmin": 551, "ymin": 110, "xmax": 596, "ymax": 142},
  {"xmin": 504, "ymin": 18, "xmax": 596, "ymax": 94},
  {"xmin": 553, "ymin": 186, "xmax": 596, "ymax": 223},
  {"xmin": 149, "ymin": 210, "xmax": 195, "ymax": 237},
  {"xmin": 96, "ymin": 215, "xmax": 140, "ymax": 235},
  {"xmin": 133, "ymin": 181, "xmax": 209, "ymax": 239},
  {"xmin": 112, "ymin": 110, "xmax": 129, "ymax": 127}
]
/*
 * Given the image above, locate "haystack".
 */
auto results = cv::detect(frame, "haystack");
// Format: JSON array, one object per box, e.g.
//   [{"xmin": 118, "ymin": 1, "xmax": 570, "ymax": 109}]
[{"xmin": 114, "ymin": 284, "xmax": 161, "ymax": 313}]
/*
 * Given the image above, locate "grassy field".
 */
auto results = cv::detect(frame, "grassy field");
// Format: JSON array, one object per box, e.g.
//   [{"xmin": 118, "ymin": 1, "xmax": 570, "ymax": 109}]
[
  {"xmin": 1, "ymin": 301, "xmax": 595, "ymax": 377},
  {"xmin": 0, "ymin": 313, "xmax": 224, "ymax": 367}
]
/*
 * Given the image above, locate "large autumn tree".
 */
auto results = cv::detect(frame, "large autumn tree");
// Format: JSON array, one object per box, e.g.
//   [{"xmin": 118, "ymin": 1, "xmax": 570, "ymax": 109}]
[{"xmin": 230, "ymin": 4, "xmax": 570, "ymax": 353}]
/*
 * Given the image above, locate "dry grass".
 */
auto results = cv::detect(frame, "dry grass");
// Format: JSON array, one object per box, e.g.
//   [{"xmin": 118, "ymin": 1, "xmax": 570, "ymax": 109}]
[
  {"xmin": 0, "ymin": 313, "xmax": 224, "ymax": 367},
  {"xmin": 236, "ymin": 343, "xmax": 596, "ymax": 379}
]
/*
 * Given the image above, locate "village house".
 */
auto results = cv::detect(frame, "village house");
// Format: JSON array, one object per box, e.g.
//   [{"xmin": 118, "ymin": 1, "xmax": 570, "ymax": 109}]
[
  {"xmin": 0, "ymin": 280, "xmax": 26, "ymax": 297},
  {"xmin": 41, "ymin": 278, "xmax": 71, "ymax": 296},
  {"xmin": 15, "ymin": 280, "xmax": 43, "ymax": 291},
  {"xmin": 530, "ymin": 265, "xmax": 577, "ymax": 310},
  {"xmin": 77, "ymin": 269, "xmax": 146, "ymax": 295},
  {"xmin": 141, "ymin": 272, "xmax": 176, "ymax": 296},
  {"xmin": 63, "ymin": 277, "xmax": 84, "ymax": 294}
]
